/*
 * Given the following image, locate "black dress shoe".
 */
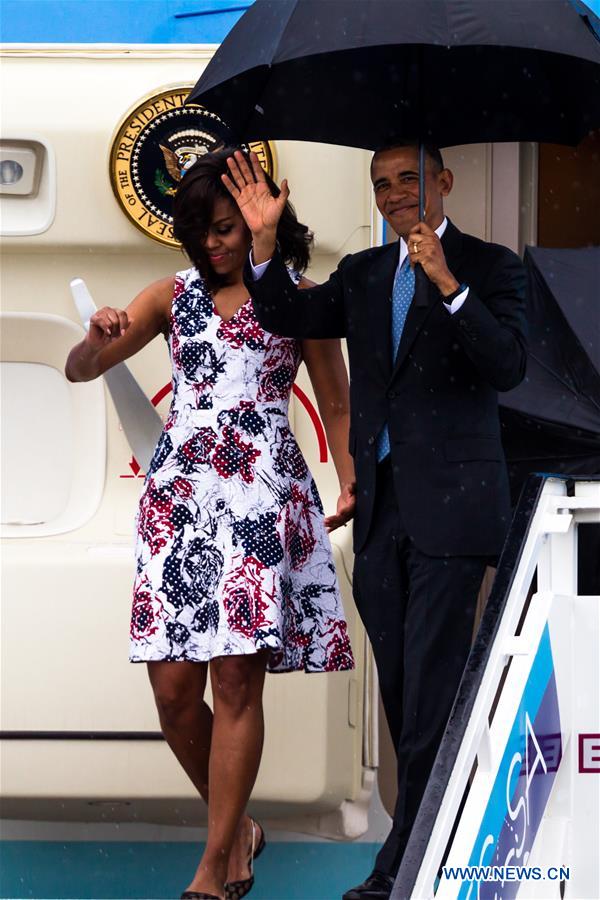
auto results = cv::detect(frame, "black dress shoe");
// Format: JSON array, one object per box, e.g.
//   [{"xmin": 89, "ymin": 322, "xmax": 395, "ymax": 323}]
[{"xmin": 342, "ymin": 871, "xmax": 395, "ymax": 900}]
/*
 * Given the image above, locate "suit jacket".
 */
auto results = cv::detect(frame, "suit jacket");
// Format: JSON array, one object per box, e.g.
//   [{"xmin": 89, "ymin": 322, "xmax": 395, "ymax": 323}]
[{"xmin": 245, "ymin": 220, "xmax": 528, "ymax": 557}]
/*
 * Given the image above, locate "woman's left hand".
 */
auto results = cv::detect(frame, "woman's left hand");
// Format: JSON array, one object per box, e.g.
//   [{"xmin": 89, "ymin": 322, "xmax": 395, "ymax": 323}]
[{"xmin": 325, "ymin": 482, "xmax": 356, "ymax": 532}]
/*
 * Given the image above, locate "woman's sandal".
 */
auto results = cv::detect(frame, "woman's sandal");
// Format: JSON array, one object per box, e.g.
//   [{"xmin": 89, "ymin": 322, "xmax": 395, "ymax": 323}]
[
  {"xmin": 224, "ymin": 819, "xmax": 266, "ymax": 900},
  {"xmin": 180, "ymin": 893, "xmax": 221, "ymax": 899}
]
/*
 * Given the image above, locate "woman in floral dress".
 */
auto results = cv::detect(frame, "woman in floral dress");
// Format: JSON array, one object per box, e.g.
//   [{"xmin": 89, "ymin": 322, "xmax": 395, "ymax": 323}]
[{"xmin": 65, "ymin": 148, "xmax": 355, "ymax": 900}]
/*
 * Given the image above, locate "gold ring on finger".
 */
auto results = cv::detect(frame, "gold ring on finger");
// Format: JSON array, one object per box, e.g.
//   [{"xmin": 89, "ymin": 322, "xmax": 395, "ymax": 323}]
[{"xmin": 413, "ymin": 242, "xmax": 419, "ymax": 253}]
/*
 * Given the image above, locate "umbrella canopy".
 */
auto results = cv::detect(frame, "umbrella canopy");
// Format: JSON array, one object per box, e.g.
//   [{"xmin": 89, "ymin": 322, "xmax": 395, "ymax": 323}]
[
  {"xmin": 187, "ymin": 0, "xmax": 600, "ymax": 149},
  {"xmin": 500, "ymin": 246, "xmax": 600, "ymax": 504}
]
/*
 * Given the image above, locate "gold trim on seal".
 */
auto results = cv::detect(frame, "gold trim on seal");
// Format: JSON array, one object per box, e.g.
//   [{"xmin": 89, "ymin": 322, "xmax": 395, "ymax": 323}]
[{"xmin": 109, "ymin": 86, "xmax": 275, "ymax": 249}]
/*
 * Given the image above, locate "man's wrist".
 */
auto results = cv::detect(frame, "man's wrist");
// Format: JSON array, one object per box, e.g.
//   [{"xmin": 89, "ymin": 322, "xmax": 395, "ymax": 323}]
[
  {"xmin": 439, "ymin": 275, "xmax": 460, "ymax": 297},
  {"xmin": 442, "ymin": 281, "xmax": 469, "ymax": 304},
  {"xmin": 251, "ymin": 231, "xmax": 277, "ymax": 265}
]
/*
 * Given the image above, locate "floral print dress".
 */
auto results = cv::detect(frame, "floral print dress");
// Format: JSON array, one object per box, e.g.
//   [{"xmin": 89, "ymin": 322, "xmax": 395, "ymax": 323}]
[{"xmin": 130, "ymin": 266, "xmax": 354, "ymax": 673}]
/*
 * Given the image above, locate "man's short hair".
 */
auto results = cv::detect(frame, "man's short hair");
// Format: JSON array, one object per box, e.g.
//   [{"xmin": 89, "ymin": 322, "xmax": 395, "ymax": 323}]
[{"xmin": 371, "ymin": 142, "xmax": 445, "ymax": 173}]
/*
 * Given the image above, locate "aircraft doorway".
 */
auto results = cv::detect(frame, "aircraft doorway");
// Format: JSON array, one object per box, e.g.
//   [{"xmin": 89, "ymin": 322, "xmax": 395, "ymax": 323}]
[{"xmin": 537, "ymin": 130, "xmax": 600, "ymax": 248}]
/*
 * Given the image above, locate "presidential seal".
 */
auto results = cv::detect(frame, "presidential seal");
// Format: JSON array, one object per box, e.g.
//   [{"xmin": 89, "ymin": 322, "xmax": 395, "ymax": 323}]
[{"xmin": 110, "ymin": 87, "xmax": 274, "ymax": 248}]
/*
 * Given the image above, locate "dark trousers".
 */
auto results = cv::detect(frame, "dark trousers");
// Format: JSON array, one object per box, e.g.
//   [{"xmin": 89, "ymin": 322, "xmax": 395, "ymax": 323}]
[{"xmin": 352, "ymin": 458, "xmax": 487, "ymax": 877}]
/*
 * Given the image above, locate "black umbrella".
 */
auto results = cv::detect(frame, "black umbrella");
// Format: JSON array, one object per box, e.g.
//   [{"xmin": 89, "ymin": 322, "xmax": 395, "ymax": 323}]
[
  {"xmin": 500, "ymin": 245, "xmax": 600, "ymax": 505},
  {"xmin": 187, "ymin": 0, "xmax": 600, "ymax": 221}
]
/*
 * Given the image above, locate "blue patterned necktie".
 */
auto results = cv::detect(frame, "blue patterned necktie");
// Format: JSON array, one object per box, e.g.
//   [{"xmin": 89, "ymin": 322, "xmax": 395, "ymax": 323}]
[{"xmin": 376, "ymin": 256, "xmax": 415, "ymax": 462}]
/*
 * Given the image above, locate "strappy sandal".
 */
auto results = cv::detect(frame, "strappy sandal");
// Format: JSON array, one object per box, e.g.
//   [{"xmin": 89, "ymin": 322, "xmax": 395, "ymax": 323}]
[
  {"xmin": 224, "ymin": 819, "xmax": 266, "ymax": 900},
  {"xmin": 180, "ymin": 892, "xmax": 221, "ymax": 899}
]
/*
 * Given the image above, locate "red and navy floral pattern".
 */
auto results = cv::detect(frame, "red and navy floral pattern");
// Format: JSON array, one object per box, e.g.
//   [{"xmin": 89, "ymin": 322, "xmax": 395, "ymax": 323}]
[{"xmin": 130, "ymin": 267, "xmax": 354, "ymax": 673}]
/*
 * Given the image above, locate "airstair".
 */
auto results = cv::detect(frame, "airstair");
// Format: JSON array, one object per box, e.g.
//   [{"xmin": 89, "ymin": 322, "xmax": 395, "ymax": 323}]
[{"xmin": 393, "ymin": 474, "xmax": 600, "ymax": 899}]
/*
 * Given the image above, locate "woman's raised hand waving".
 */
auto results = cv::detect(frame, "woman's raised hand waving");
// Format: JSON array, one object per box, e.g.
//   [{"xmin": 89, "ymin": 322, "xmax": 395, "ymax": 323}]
[{"xmin": 222, "ymin": 150, "xmax": 289, "ymax": 263}]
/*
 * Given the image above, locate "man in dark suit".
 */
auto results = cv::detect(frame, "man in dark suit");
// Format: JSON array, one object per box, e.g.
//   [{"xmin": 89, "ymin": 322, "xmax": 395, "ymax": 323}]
[{"xmin": 223, "ymin": 144, "xmax": 527, "ymax": 900}]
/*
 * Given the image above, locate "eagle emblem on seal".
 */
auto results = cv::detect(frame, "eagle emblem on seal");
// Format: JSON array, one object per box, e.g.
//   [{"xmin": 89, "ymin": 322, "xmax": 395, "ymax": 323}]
[{"xmin": 110, "ymin": 88, "xmax": 274, "ymax": 248}]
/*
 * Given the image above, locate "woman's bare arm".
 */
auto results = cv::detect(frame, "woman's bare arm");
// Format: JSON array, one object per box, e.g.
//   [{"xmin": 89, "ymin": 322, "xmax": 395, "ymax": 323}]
[{"xmin": 65, "ymin": 276, "xmax": 174, "ymax": 382}]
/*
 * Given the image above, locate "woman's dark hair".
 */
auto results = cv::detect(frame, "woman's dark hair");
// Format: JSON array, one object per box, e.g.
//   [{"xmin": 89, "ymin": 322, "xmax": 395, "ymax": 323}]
[{"xmin": 173, "ymin": 147, "xmax": 313, "ymax": 290}]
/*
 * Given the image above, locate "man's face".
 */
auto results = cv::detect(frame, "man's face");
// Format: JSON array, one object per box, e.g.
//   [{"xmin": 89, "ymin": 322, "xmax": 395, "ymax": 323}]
[{"xmin": 371, "ymin": 146, "xmax": 452, "ymax": 239}]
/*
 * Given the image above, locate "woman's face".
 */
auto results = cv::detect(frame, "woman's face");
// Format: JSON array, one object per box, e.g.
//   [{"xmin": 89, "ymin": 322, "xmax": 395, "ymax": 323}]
[{"xmin": 201, "ymin": 196, "xmax": 251, "ymax": 279}]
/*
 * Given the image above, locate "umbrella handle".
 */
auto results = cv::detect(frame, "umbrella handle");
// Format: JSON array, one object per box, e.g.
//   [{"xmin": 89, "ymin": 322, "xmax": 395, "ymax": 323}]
[
  {"xmin": 418, "ymin": 142, "xmax": 426, "ymax": 221},
  {"xmin": 414, "ymin": 143, "xmax": 429, "ymax": 308}
]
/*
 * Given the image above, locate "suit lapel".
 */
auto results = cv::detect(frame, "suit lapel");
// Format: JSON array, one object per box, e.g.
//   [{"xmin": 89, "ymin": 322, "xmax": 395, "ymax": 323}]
[
  {"xmin": 390, "ymin": 219, "xmax": 465, "ymax": 380},
  {"xmin": 367, "ymin": 242, "xmax": 399, "ymax": 383},
  {"xmin": 440, "ymin": 218, "xmax": 464, "ymax": 269}
]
